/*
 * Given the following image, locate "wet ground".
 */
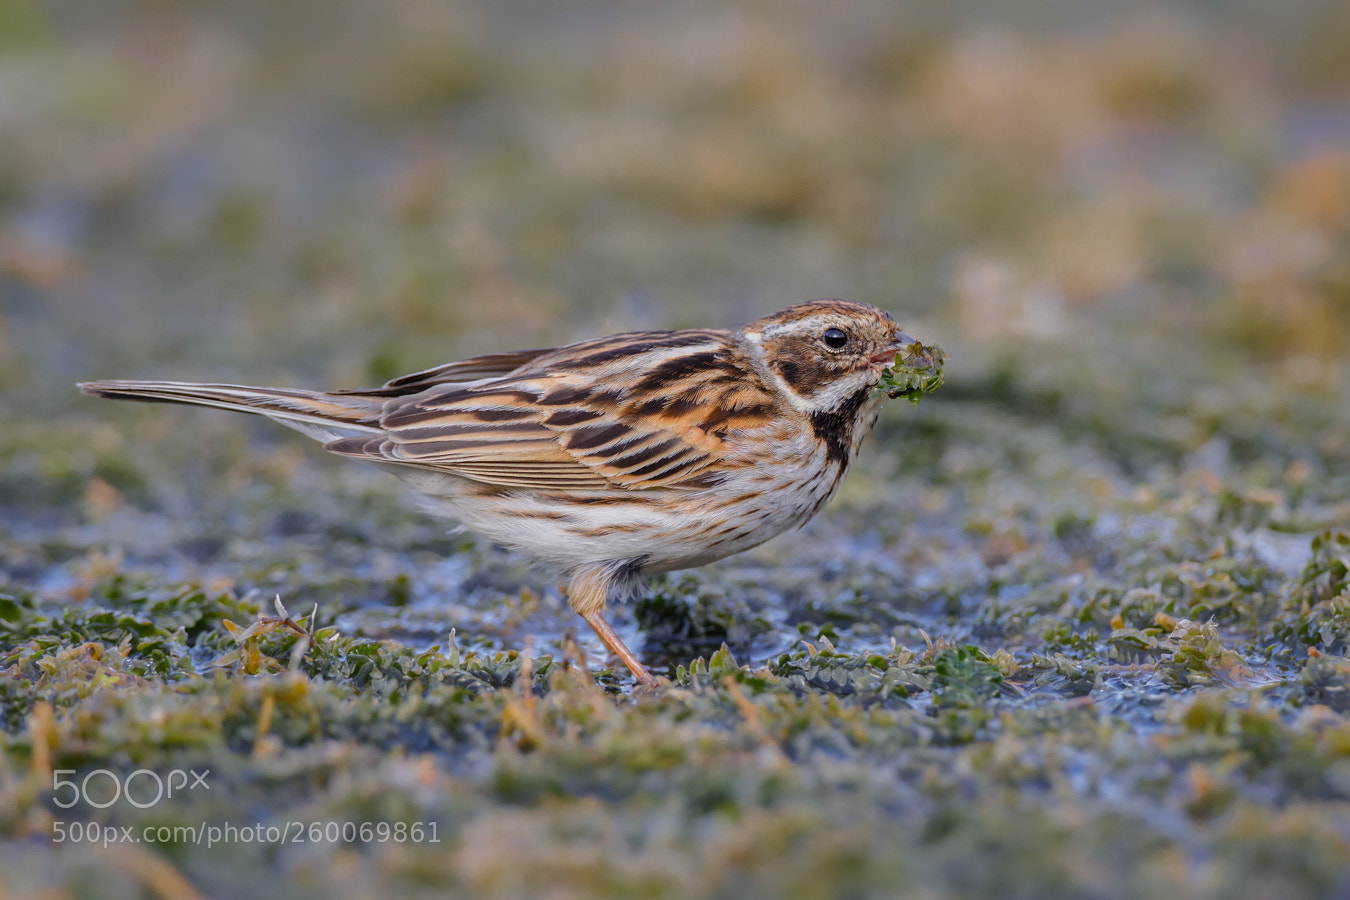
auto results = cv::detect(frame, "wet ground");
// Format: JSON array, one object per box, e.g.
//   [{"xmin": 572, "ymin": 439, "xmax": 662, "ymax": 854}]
[{"xmin": 3, "ymin": 2, "xmax": 1350, "ymax": 897}]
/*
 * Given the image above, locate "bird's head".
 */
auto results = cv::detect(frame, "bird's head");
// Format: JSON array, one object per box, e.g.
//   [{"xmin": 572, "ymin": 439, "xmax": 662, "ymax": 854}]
[{"xmin": 741, "ymin": 299, "xmax": 912, "ymax": 415}]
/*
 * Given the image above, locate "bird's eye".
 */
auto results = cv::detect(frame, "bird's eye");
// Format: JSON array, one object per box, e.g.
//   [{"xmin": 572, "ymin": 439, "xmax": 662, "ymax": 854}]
[{"xmin": 821, "ymin": 327, "xmax": 849, "ymax": 349}]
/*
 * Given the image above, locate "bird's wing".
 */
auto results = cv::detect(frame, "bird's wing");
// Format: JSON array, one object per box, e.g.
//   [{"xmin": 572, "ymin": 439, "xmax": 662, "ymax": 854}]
[
  {"xmin": 324, "ymin": 330, "xmax": 779, "ymax": 491},
  {"xmin": 331, "ymin": 348, "xmax": 556, "ymax": 397}
]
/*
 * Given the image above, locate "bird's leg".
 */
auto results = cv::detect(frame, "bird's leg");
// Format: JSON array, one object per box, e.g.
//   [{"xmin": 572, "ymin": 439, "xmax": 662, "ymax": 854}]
[
  {"xmin": 566, "ymin": 566, "xmax": 657, "ymax": 687},
  {"xmin": 582, "ymin": 611, "xmax": 656, "ymax": 687}
]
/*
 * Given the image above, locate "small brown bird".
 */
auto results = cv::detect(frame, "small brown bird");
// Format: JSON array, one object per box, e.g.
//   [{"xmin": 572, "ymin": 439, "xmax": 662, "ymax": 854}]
[{"xmin": 81, "ymin": 299, "xmax": 917, "ymax": 686}]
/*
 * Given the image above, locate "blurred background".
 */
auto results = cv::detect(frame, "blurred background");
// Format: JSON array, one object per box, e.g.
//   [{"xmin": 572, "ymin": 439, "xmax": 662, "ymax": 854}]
[{"xmin": 4, "ymin": 0, "xmax": 1345, "ymax": 383}]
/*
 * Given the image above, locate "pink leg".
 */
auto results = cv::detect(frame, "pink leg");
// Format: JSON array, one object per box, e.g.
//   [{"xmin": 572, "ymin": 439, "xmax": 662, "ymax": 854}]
[{"xmin": 582, "ymin": 611, "xmax": 657, "ymax": 687}]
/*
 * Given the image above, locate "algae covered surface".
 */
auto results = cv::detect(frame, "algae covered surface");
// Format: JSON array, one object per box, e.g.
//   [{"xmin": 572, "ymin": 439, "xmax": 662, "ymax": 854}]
[{"xmin": 4, "ymin": 1, "xmax": 1350, "ymax": 897}]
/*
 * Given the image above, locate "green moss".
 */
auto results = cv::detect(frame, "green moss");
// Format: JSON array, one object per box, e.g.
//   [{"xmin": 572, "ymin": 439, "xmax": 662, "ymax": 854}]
[{"xmin": 876, "ymin": 341, "xmax": 948, "ymax": 405}]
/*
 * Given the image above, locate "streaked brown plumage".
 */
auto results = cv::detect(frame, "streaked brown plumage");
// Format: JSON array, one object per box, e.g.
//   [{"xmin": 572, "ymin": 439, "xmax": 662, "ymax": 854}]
[{"xmin": 80, "ymin": 299, "xmax": 915, "ymax": 686}]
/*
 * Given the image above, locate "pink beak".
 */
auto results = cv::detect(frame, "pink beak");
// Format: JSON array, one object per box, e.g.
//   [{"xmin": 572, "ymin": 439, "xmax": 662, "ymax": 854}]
[{"xmin": 870, "ymin": 331, "xmax": 915, "ymax": 366}]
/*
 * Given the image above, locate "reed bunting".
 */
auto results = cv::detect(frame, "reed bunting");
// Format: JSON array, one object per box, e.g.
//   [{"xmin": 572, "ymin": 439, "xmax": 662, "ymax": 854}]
[{"xmin": 81, "ymin": 299, "xmax": 927, "ymax": 686}]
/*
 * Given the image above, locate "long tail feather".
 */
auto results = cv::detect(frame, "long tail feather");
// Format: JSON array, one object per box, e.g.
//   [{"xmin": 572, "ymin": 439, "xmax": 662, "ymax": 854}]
[{"xmin": 78, "ymin": 380, "xmax": 384, "ymax": 442}]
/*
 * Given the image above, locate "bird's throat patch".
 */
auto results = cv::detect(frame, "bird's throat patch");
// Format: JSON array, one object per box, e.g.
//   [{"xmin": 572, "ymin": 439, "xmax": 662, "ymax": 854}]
[{"xmin": 808, "ymin": 386, "xmax": 873, "ymax": 465}]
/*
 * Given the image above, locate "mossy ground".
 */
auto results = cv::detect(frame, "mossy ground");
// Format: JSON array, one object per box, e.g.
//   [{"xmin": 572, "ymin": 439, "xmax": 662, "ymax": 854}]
[{"xmin": 4, "ymin": 2, "xmax": 1350, "ymax": 897}]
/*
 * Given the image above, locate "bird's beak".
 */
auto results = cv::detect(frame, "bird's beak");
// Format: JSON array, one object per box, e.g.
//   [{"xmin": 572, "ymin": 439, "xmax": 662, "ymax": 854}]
[{"xmin": 870, "ymin": 331, "xmax": 915, "ymax": 367}]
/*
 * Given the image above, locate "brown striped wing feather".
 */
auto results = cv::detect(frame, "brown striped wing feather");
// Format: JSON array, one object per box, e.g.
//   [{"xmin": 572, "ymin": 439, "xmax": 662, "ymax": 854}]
[
  {"xmin": 332, "ymin": 348, "xmax": 555, "ymax": 397},
  {"xmin": 325, "ymin": 330, "xmax": 780, "ymax": 491}
]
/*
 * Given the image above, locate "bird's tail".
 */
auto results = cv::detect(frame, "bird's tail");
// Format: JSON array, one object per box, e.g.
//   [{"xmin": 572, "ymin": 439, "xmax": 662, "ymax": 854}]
[{"xmin": 78, "ymin": 380, "xmax": 384, "ymax": 442}]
